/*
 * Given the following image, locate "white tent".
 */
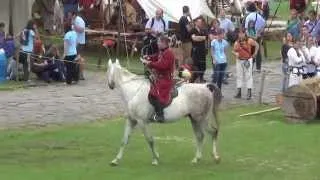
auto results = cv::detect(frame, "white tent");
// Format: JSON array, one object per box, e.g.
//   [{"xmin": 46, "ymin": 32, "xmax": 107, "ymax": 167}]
[
  {"xmin": 136, "ymin": 0, "xmax": 215, "ymax": 23},
  {"xmin": 0, "ymin": 0, "xmax": 34, "ymax": 35}
]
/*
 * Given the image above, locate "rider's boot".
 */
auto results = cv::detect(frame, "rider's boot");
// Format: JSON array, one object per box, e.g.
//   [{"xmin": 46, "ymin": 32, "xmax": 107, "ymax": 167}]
[{"xmin": 152, "ymin": 100, "xmax": 165, "ymax": 123}]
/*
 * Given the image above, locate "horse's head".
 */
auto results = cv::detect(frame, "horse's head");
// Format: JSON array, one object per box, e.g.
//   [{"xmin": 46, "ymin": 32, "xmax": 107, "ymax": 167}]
[{"xmin": 107, "ymin": 59, "xmax": 121, "ymax": 89}]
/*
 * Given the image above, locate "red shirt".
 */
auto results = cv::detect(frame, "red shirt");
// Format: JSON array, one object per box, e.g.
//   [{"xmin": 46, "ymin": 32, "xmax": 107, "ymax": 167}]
[
  {"xmin": 147, "ymin": 48, "xmax": 175, "ymax": 105},
  {"xmin": 79, "ymin": 0, "xmax": 95, "ymax": 9}
]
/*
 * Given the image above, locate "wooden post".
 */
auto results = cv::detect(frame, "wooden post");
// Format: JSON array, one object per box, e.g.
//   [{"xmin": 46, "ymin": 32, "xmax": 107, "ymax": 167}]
[
  {"xmin": 259, "ymin": 72, "xmax": 266, "ymax": 104},
  {"xmin": 116, "ymin": 0, "xmax": 122, "ymax": 56},
  {"xmin": 27, "ymin": 53, "xmax": 31, "ymax": 81},
  {"xmin": 15, "ymin": 51, "xmax": 19, "ymax": 82},
  {"xmin": 8, "ymin": 0, "xmax": 14, "ymax": 36}
]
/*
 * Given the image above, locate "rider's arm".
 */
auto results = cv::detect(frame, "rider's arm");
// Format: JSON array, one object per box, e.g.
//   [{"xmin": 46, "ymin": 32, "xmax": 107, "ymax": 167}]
[{"xmin": 147, "ymin": 51, "xmax": 174, "ymax": 71}]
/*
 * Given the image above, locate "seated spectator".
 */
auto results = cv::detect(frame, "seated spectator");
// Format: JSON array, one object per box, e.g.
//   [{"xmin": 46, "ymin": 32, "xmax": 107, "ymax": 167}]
[
  {"xmin": 0, "ymin": 22, "xmax": 5, "ymax": 49},
  {"xmin": 4, "ymin": 35, "xmax": 16, "ymax": 80}
]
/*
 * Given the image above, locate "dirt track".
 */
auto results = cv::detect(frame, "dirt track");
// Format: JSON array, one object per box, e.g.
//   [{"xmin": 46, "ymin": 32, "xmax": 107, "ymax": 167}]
[{"xmin": 0, "ymin": 62, "xmax": 281, "ymax": 128}]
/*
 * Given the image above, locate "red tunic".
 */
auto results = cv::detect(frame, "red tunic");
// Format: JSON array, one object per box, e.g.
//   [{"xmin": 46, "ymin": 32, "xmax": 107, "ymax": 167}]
[{"xmin": 147, "ymin": 48, "xmax": 175, "ymax": 106}]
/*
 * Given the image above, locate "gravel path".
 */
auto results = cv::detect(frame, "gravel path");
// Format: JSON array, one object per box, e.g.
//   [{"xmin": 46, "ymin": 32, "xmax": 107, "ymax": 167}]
[{"xmin": 0, "ymin": 62, "xmax": 282, "ymax": 128}]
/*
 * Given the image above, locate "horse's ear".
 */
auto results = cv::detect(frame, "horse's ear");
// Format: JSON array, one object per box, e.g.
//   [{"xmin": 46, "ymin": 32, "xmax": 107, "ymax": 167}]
[
  {"xmin": 108, "ymin": 59, "xmax": 112, "ymax": 67},
  {"xmin": 115, "ymin": 59, "xmax": 120, "ymax": 66}
]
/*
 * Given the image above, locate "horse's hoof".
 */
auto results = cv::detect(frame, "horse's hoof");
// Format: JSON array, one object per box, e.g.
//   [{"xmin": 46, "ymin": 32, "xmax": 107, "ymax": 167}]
[
  {"xmin": 152, "ymin": 160, "xmax": 159, "ymax": 166},
  {"xmin": 214, "ymin": 156, "xmax": 221, "ymax": 164},
  {"xmin": 191, "ymin": 158, "xmax": 199, "ymax": 164},
  {"xmin": 110, "ymin": 159, "xmax": 119, "ymax": 167}
]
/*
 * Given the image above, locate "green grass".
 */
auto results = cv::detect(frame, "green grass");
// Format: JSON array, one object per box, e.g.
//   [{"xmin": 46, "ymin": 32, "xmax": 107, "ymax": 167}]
[
  {"xmin": 0, "ymin": 81, "xmax": 25, "ymax": 91},
  {"xmin": 0, "ymin": 105, "xmax": 319, "ymax": 180}
]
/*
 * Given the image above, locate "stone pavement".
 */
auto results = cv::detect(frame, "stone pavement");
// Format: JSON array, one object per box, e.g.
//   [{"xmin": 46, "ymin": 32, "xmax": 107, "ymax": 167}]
[{"xmin": 0, "ymin": 62, "xmax": 282, "ymax": 128}]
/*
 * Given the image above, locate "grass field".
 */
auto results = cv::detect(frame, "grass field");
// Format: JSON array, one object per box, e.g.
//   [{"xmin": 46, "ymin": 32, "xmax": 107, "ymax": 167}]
[{"xmin": 0, "ymin": 105, "xmax": 319, "ymax": 180}]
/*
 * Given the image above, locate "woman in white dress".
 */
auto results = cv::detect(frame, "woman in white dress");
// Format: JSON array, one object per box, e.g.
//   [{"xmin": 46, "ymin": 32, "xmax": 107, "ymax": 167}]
[{"xmin": 287, "ymin": 40, "xmax": 306, "ymax": 87}]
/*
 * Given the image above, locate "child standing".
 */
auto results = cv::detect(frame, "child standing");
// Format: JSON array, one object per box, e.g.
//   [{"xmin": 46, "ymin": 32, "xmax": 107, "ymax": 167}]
[{"xmin": 211, "ymin": 29, "xmax": 229, "ymax": 90}]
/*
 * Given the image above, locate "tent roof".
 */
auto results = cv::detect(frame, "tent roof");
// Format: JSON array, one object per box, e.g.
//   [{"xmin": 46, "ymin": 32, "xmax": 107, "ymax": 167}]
[{"xmin": 136, "ymin": 0, "xmax": 215, "ymax": 23}]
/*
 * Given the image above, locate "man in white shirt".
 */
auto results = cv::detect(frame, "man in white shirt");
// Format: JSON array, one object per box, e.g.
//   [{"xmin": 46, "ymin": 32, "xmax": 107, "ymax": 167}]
[
  {"xmin": 219, "ymin": 9, "xmax": 235, "ymax": 35},
  {"xmin": 145, "ymin": 8, "xmax": 169, "ymax": 36},
  {"xmin": 72, "ymin": 12, "xmax": 86, "ymax": 80},
  {"xmin": 144, "ymin": 8, "xmax": 169, "ymax": 55},
  {"xmin": 287, "ymin": 41, "xmax": 306, "ymax": 87}
]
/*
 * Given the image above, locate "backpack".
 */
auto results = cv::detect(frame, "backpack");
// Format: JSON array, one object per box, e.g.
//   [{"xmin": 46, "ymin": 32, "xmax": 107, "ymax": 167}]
[
  {"xmin": 151, "ymin": 17, "xmax": 166, "ymax": 32},
  {"xmin": 19, "ymin": 29, "xmax": 29, "ymax": 46}
]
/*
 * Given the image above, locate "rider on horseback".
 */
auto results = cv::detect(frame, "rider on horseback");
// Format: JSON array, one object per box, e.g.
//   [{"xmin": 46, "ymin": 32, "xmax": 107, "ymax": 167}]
[{"xmin": 141, "ymin": 35, "xmax": 175, "ymax": 123}]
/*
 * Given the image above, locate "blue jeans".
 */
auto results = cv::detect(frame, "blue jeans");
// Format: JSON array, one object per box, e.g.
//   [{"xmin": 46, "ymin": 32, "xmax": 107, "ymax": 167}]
[{"xmin": 212, "ymin": 63, "xmax": 227, "ymax": 89}]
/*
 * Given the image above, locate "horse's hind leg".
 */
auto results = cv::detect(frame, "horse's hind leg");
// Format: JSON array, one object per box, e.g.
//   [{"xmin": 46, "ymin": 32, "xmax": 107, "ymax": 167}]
[
  {"xmin": 111, "ymin": 118, "xmax": 137, "ymax": 166},
  {"xmin": 190, "ymin": 116, "xmax": 205, "ymax": 164},
  {"xmin": 141, "ymin": 123, "xmax": 159, "ymax": 166},
  {"xmin": 205, "ymin": 118, "xmax": 220, "ymax": 163}
]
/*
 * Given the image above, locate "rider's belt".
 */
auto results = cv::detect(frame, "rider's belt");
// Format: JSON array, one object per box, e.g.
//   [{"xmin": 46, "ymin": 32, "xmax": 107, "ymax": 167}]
[
  {"xmin": 239, "ymin": 58, "xmax": 249, "ymax": 61},
  {"xmin": 289, "ymin": 66, "xmax": 304, "ymax": 75}
]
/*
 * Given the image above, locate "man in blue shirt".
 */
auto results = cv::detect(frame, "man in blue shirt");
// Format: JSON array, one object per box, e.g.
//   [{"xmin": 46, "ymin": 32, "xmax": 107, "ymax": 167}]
[
  {"xmin": 72, "ymin": 12, "xmax": 86, "ymax": 80},
  {"xmin": 244, "ymin": 2, "xmax": 266, "ymax": 72},
  {"xmin": 64, "ymin": 24, "xmax": 79, "ymax": 85},
  {"xmin": 211, "ymin": 29, "xmax": 229, "ymax": 90}
]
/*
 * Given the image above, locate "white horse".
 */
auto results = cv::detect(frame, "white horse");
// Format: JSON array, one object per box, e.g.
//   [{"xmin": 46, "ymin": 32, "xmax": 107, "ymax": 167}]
[{"xmin": 107, "ymin": 59, "xmax": 222, "ymax": 166}]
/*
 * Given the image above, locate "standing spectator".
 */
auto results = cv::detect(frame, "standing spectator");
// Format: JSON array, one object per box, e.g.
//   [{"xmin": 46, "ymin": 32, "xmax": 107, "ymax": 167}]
[
  {"xmin": 287, "ymin": 9, "xmax": 301, "ymax": 41},
  {"xmin": 218, "ymin": 9, "xmax": 235, "ymax": 37},
  {"xmin": 233, "ymin": 31, "xmax": 259, "ymax": 100},
  {"xmin": 63, "ymin": 0, "xmax": 79, "ymax": 17},
  {"xmin": 281, "ymin": 32, "xmax": 294, "ymax": 92},
  {"xmin": 245, "ymin": 2, "xmax": 266, "ymax": 73},
  {"xmin": 300, "ymin": 25, "xmax": 310, "ymax": 46},
  {"xmin": 64, "ymin": 25, "xmax": 79, "ymax": 85},
  {"xmin": 144, "ymin": 8, "xmax": 169, "ymax": 56},
  {"xmin": 306, "ymin": 36, "xmax": 317, "ymax": 78},
  {"xmin": 72, "ymin": 12, "xmax": 86, "ymax": 80},
  {"xmin": 305, "ymin": 10, "xmax": 317, "ymax": 36},
  {"xmin": 289, "ymin": 0, "xmax": 308, "ymax": 17},
  {"xmin": 19, "ymin": 20, "xmax": 37, "ymax": 81},
  {"xmin": 287, "ymin": 41, "xmax": 306, "ymax": 87},
  {"xmin": 179, "ymin": 6, "xmax": 193, "ymax": 65},
  {"xmin": 208, "ymin": 19, "xmax": 220, "ymax": 41},
  {"xmin": 145, "ymin": 8, "xmax": 169, "ymax": 36},
  {"xmin": 38, "ymin": 0, "xmax": 56, "ymax": 34},
  {"xmin": 211, "ymin": 29, "xmax": 229, "ymax": 90},
  {"xmin": 190, "ymin": 17, "xmax": 207, "ymax": 83},
  {"xmin": 0, "ymin": 23, "xmax": 5, "ymax": 49}
]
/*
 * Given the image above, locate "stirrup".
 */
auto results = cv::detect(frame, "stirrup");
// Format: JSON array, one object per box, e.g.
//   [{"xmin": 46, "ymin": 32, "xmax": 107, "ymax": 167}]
[{"xmin": 152, "ymin": 114, "xmax": 165, "ymax": 123}]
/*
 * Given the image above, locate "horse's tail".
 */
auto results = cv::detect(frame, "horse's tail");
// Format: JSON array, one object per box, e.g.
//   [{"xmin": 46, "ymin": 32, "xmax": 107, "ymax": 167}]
[{"xmin": 206, "ymin": 83, "xmax": 222, "ymax": 129}]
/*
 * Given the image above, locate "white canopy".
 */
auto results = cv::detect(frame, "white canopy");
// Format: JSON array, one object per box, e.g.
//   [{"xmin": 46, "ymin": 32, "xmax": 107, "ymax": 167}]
[{"xmin": 136, "ymin": 0, "xmax": 215, "ymax": 23}]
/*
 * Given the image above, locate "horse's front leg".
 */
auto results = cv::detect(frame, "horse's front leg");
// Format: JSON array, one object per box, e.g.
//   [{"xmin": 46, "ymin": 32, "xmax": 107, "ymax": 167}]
[
  {"xmin": 110, "ymin": 118, "xmax": 137, "ymax": 166},
  {"xmin": 141, "ymin": 123, "xmax": 159, "ymax": 165}
]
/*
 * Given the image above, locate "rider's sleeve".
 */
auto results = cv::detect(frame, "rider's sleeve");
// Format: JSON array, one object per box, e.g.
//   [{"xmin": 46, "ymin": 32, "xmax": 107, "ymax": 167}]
[{"xmin": 148, "ymin": 51, "xmax": 174, "ymax": 71}]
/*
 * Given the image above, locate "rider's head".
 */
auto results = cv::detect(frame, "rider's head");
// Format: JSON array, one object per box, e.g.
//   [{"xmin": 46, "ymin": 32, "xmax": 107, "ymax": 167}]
[
  {"xmin": 155, "ymin": 8, "xmax": 164, "ymax": 20},
  {"xmin": 157, "ymin": 35, "xmax": 169, "ymax": 50}
]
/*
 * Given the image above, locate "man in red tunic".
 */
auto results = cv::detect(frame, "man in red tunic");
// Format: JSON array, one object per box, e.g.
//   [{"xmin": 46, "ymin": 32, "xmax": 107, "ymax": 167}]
[{"xmin": 142, "ymin": 35, "xmax": 175, "ymax": 123}]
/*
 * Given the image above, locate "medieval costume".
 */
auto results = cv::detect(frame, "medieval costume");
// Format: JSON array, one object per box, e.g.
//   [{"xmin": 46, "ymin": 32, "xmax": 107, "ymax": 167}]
[
  {"xmin": 287, "ymin": 47, "xmax": 306, "ymax": 87},
  {"xmin": 146, "ymin": 47, "xmax": 175, "ymax": 122}
]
